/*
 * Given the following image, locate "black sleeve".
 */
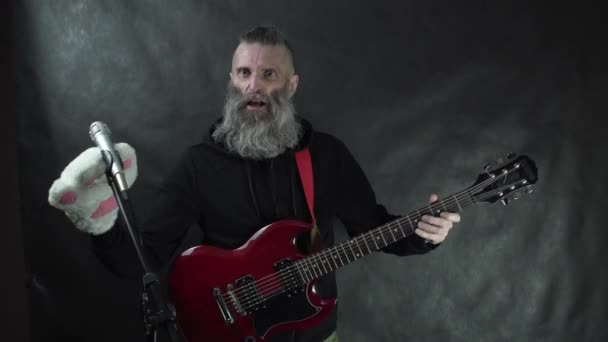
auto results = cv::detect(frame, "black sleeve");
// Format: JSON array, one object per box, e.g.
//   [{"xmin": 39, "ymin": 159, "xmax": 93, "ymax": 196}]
[
  {"xmin": 333, "ymin": 139, "xmax": 437, "ymax": 256},
  {"xmin": 91, "ymin": 147, "xmax": 202, "ymax": 279}
]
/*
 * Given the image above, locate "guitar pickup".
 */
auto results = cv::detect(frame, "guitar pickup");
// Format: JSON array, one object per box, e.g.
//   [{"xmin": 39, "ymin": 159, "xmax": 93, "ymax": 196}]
[
  {"xmin": 226, "ymin": 284, "xmax": 245, "ymax": 315},
  {"xmin": 274, "ymin": 258, "xmax": 305, "ymax": 295},
  {"xmin": 236, "ymin": 275, "xmax": 264, "ymax": 313}
]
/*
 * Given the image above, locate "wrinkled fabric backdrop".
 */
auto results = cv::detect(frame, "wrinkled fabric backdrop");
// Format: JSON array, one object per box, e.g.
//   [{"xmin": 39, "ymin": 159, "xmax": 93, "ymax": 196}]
[{"xmin": 13, "ymin": 0, "xmax": 607, "ymax": 341}]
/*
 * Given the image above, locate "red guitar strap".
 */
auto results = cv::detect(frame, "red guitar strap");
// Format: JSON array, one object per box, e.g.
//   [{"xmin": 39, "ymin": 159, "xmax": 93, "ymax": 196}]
[{"xmin": 294, "ymin": 148, "xmax": 321, "ymax": 252}]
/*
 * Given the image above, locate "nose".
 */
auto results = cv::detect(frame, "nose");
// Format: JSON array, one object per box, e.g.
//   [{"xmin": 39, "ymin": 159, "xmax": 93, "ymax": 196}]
[{"xmin": 246, "ymin": 75, "xmax": 263, "ymax": 94}]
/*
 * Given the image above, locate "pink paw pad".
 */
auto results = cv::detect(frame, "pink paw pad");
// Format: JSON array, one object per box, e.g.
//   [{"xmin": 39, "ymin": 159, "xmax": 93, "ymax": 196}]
[
  {"xmin": 59, "ymin": 191, "xmax": 77, "ymax": 205},
  {"xmin": 91, "ymin": 195, "xmax": 118, "ymax": 219},
  {"xmin": 123, "ymin": 158, "xmax": 133, "ymax": 169}
]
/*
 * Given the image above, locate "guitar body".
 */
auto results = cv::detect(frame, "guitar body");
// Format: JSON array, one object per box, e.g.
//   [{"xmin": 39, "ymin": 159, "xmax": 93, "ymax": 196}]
[{"xmin": 168, "ymin": 219, "xmax": 337, "ymax": 342}]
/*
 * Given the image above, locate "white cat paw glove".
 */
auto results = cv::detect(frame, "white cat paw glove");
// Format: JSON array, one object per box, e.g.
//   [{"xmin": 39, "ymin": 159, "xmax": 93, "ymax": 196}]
[{"xmin": 48, "ymin": 143, "xmax": 138, "ymax": 235}]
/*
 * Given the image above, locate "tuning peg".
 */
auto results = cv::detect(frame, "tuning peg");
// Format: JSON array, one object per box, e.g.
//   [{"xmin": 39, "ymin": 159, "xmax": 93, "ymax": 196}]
[
  {"xmin": 512, "ymin": 191, "xmax": 520, "ymax": 200},
  {"xmin": 507, "ymin": 152, "xmax": 518, "ymax": 160},
  {"xmin": 501, "ymin": 197, "xmax": 510, "ymax": 205},
  {"xmin": 525, "ymin": 186, "xmax": 534, "ymax": 194}
]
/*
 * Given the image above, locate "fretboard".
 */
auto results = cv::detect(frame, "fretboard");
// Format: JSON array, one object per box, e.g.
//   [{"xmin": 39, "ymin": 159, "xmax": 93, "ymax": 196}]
[{"xmin": 295, "ymin": 189, "xmax": 475, "ymax": 283}]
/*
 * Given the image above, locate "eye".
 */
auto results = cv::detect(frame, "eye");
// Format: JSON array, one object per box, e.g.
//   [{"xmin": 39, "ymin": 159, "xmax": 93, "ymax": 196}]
[
  {"xmin": 263, "ymin": 69, "xmax": 277, "ymax": 80},
  {"xmin": 237, "ymin": 68, "xmax": 251, "ymax": 78}
]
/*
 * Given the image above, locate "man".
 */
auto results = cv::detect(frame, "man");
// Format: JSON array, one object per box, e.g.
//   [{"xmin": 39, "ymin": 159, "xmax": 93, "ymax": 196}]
[{"xmin": 49, "ymin": 26, "xmax": 460, "ymax": 342}]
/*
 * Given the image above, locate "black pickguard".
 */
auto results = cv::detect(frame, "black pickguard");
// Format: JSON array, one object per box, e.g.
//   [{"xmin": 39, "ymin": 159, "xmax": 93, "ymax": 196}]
[{"xmin": 252, "ymin": 289, "xmax": 319, "ymax": 338}]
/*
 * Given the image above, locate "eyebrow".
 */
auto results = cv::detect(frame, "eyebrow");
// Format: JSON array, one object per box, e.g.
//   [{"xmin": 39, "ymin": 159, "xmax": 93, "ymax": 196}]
[
  {"xmin": 235, "ymin": 66, "xmax": 281, "ymax": 75},
  {"xmin": 262, "ymin": 67, "xmax": 278, "ymax": 74}
]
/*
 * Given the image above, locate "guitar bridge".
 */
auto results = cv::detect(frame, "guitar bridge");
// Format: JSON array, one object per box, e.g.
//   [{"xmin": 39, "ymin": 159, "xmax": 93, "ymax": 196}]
[{"xmin": 213, "ymin": 287, "xmax": 235, "ymax": 325}]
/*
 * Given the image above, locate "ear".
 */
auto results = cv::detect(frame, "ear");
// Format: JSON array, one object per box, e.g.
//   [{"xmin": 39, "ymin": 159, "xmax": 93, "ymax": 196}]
[{"xmin": 288, "ymin": 74, "xmax": 299, "ymax": 98}]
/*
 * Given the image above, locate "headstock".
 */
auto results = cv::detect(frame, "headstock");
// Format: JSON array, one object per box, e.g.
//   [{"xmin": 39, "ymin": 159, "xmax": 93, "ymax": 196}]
[{"xmin": 470, "ymin": 153, "xmax": 538, "ymax": 205}]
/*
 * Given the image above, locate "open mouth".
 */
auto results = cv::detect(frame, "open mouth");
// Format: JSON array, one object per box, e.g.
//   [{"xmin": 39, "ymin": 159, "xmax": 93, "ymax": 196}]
[{"xmin": 246, "ymin": 100, "xmax": 267, "ymax": 111}]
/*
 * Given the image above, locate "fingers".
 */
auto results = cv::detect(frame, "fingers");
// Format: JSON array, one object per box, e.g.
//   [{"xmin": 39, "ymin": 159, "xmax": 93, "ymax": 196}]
[
  {"xmin": 420, "ymin": 214, "xmax": 453, "ymax": 228},
  {"xmin": 440, "ymin": 211, "xmax": 460, "ymax": 222},
  {"xmin": 417, "ymin": 221, "xmax": 442, "ymax": 234},
  {"xmin": 414, "ymin": 228, "xmax": 446, "ymax": 244},
  {"xmin": 415, "ymin": 213, "xmax": 458, "ymax": 244},
  {"xmin": 414, "ymin": 193, "xmax": 463, "ymax": 244}
]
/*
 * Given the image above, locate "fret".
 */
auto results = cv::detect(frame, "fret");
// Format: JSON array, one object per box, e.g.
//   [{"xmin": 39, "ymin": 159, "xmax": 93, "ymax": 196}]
[
  {"xmin": 317, "ymin": 254, "xmax": 327, "ymax": 274},
  {"xmin": 335, "ymin": 247, "xmax": 345, "ymax": 266},
  {"xmin": 363, "ymin": 232, "xmax": 373, "ymax": 253},
  {"xmin": 379, "ymin": 230, "xmax": 388, "ymax": 246},
  {"xmin": 309, "ymin": 259, "xmax": 318, "ymax": 278},
  {"xmin": 428, "ymin": 203, "xmax": 435, "ymax": 216},
  {"xmin": 406, "ymin": 215, "xmax": 415, "ymax": 230},
  {"xmin": 453, "ymin": 194, "xmax": 462, "ymax": 211},
  {"xmin": 330, "ymin": 247, "xmax": 340, "ymax": 269},
  {"xmin": 341, "ymin": 243, "xmax": 351, "ymax": 263},
  {"xmin": 296, "ymin": 261, "xmax": 308, "ymax": 283},
  {"xmin": 347, "ymin": 240, "xmax": 357, "ymax": 259},
  {"xmin": 372, "ymin": 232, "xmax": 380, "ymax": 249},
  {"xmin": 323, "ymin": 252, "xmax": 333, "ymax": 272},
  {"xmin": 440, "ymin": 199, "xmax": 447, "ymax": 213},
  {"xmin": 387, "ymin": 224, "xmax": 396, "ymax": 241},
  {"xmin": 354, "ymin": 239, "xmax": 364, "ymax": 258},
  {"xmin": 301, "ymin": 261, "xmax": 312, "ymax": 281},
  {"xmin": 396, "ymin": 219, "xmax": 406, "ymax": 236}
]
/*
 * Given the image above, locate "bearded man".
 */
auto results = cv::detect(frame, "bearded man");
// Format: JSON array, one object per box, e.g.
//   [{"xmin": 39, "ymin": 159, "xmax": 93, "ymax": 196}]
[{"xmin": 49, "ymin": 26, "xmax": 460, "ymax": 342}]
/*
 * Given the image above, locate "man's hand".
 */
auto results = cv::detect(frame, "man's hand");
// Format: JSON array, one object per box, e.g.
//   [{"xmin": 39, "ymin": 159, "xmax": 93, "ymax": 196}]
[
  {"xmin": 414, "ymin": 193, "xmax": 461, "ymax": 244},
  {"xmin": 48, "ymin": 143, "xmax": 138, "ymax": 235}
]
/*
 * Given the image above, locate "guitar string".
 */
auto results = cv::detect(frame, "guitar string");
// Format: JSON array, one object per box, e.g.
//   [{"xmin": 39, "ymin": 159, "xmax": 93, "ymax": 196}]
[
  {"xmin": 221, "ymin": 170, "xmax": 519, "ymax": 306},
  {"xmin": 221, "ymin": 191, "xmax": 475, "ymax": 305},
  {"xmin": 234, "ymin": 182, "xmax": 524, "ymax": 312},
  {"xmin": 221, "ymin": 170, "xmax": 523, "ymax": 308},
  {"xmin": 222, "ymin": 171, "xmax": 519, "ymax": 307},
  {"xmin": 221, "ymin": 169, "xmax": 509, "ymax": 303}
]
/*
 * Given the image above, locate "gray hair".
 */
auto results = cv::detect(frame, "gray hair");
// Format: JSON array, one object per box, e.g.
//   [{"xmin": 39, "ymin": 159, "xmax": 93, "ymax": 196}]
[{"xmin": 238, "ymin": 26, "xmax": 296, "ymax": 75}]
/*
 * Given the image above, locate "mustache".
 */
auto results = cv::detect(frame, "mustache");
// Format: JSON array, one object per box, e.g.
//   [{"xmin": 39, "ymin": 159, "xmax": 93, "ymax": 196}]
[{"xmin": 227, "ymin": 85, "xmax": 284, "ymax": 110}]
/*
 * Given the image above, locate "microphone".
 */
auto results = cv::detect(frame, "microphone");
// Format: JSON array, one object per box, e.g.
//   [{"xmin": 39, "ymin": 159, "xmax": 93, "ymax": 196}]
[{"xmin": 89, "ymin": 121, "xmax": 129, "ymax": 192}]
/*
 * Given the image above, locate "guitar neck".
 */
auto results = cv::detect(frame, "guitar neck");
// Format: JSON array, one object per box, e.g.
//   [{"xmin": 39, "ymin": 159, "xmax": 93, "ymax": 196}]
[{"xmin": 296, "ymin": 188, "xmax": 476, "ymax": 282}]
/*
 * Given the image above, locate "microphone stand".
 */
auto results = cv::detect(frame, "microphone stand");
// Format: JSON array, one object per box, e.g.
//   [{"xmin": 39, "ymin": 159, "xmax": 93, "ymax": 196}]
[{"xmin": 102, "ymin": 151, "xmax": 185, "ymax": 342}]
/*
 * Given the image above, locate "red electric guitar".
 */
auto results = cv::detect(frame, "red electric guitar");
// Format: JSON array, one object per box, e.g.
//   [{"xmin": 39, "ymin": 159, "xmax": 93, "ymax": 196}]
[{"xmin": 168, "ymin": 153, "xmax": 538, "ymax": 342}]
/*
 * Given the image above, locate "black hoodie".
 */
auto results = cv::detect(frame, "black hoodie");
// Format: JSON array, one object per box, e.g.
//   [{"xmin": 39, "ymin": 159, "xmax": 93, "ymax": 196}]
[{"xmin": 92, "ymin": 117, "xmax": 436, "ymax": 342}]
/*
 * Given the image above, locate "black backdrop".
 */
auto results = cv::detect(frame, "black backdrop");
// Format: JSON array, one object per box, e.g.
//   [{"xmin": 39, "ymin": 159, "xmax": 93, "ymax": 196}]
[{"xmin": 12, "ymin": 1, "xmax": 608, "ymax": 341}]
